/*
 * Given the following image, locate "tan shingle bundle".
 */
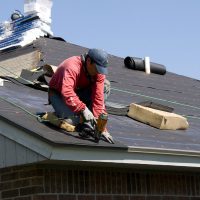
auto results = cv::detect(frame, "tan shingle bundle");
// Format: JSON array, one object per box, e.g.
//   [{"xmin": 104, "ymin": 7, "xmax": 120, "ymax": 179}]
[{"xmin": 128, "ymin": 103, "xmax": 189, "ymax": 130}]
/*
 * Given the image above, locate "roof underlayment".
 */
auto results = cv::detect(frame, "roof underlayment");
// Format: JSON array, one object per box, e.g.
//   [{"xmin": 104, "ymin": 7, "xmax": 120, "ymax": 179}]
[{"xmin": 1, "ymin": 37, "xmax": 200, "ymax": 169}]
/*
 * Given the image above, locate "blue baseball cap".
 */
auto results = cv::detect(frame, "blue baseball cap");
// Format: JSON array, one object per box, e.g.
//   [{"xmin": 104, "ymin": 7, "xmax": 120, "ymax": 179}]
[{"xmin": 88, "ymin": 48, "xmax": 108, "ymax": 75}]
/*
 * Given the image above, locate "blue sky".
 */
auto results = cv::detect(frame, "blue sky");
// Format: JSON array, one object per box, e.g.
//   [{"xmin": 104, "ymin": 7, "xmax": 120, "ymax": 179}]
[{"xmin": 1, "ymin": 0, "xmax": 200, "ymax": 80}]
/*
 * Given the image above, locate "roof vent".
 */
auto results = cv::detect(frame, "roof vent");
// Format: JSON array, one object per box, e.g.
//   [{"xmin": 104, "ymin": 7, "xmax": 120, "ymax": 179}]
[
  {"xmin": 124, "ymin": 56, "xmax": 167, "ymax": 75},
  {"xmin": 11, "ymin": 10, "xmax": 24, "ymax": 21}
]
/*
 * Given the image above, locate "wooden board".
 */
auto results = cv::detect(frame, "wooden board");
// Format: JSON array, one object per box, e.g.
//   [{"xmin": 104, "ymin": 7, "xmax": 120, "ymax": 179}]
[{"xmin": 128, "ymin": 103, "xmax": 189, "ymax": 130}]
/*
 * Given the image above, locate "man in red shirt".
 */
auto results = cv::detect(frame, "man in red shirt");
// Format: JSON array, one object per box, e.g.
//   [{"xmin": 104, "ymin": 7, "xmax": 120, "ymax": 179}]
[{"xmin": 49, "ymin": 48, "xmax": 113, "ymax": 143}]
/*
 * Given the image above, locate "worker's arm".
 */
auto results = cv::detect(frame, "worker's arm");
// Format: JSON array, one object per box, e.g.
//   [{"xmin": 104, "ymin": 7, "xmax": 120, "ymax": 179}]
[
  {"xmin": 91, "ymin": 74, "xmax": 107, "ymax": 118},
  {"xmin": 61, "ymin": 68, "xmax": 86, "ymax": 113},
  {"xmin": 91, "ymin": 75, "xmax": 114, "ymax": 143}
]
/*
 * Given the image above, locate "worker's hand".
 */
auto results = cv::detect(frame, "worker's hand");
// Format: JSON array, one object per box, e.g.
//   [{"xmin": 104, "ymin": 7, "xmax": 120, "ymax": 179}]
[
  {"xmin": 102, "ymin": 131, "xmax": 114, "ymax": 144},
  {"xmin": 82, "ymin": 107, "xmax": 95, "ymax": 122}
]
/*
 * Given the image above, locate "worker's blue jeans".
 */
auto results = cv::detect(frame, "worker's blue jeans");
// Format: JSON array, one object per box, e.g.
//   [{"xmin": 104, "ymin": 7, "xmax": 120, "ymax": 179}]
[{"xmin": 49, "ymin": 79, "xmax": 110, "ymax": 125}]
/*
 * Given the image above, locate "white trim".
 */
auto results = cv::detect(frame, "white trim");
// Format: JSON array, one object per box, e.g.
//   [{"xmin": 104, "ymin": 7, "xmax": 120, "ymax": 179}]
[
  {"xmin": 50, "ymin": 145, "xmax": 200, "ymax": 168},
  {"xmin": 128, "ymin": 146, "xmax": 200, "ymax": 157}
]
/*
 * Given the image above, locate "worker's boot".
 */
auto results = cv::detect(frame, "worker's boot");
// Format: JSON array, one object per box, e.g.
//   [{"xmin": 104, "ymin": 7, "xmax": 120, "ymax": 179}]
[
  {"xmin": 41, "ymin": 112, "xmax": 76, "ymax": 132},
  {"xmin": 60, "ymin": 120, "xmax": 76, "ymax": 132}
]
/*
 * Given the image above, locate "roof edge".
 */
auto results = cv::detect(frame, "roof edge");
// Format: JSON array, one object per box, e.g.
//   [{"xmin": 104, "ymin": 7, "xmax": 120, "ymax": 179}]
[
  {"xmin": 2, "ymin": 113, "xmax": 200, "ymax": 169},
  {"xmin": 50, "ymin": 145, "xmax": 200, "ymax": 169},
  {"xmin": 128, "ymin": 146, "xmax": 200, "ymax": 157}
]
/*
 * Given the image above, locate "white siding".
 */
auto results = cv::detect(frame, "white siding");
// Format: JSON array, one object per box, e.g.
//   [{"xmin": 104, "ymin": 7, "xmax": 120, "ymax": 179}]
[{"xmin": 0, "ymin": 134, "xmax": 46, "ymax": 169}]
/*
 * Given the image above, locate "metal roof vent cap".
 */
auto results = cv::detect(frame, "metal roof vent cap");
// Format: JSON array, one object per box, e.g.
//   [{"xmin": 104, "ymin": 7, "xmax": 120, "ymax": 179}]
[{"xmin": 11, "ymin": 10, "xmax": 24, "ymax": 21}]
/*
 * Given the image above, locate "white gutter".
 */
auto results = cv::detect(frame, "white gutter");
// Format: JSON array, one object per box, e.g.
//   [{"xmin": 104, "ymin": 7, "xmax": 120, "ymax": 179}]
[{"xmin": 50, "ymin": 145, "xmax": 200, "ymax": 168}]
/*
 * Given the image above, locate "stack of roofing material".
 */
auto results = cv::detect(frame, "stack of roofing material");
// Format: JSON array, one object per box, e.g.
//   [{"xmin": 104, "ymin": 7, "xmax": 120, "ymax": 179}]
[{"xmin": 0, "ymin": 0, "xmax": 53, "ymax": 51}]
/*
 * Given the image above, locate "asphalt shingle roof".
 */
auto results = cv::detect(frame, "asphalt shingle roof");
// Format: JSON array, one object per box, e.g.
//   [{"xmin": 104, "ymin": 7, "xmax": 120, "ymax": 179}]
[{"xmin": 1, "ymin": 37, "xmax": 200, "ymax": 153}]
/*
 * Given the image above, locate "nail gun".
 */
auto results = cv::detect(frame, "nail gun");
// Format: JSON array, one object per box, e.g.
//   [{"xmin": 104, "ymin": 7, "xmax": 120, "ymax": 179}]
[
  {"xmin": 78, "ymin": 113, "xmax": 114, "ymax": 144},
  {"xmin": 94, "ymin": 113, "xmax": 108, "ymax": 142}
]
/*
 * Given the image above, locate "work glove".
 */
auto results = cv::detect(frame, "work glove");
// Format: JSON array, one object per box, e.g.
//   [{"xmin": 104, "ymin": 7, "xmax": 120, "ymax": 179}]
[
  {"xmin": 102, "ymin": 131, "xmax": 114, "ymax": 144},
  {"xmin": 82, "ymin": 107, "xmax": 95, "ymax": 122}
]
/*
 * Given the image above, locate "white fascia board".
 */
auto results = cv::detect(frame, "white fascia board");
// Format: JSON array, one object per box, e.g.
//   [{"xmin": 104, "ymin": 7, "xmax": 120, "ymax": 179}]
[{"xmin": 50, "ymin": 145, "xmax": 200, "ymax": 168}]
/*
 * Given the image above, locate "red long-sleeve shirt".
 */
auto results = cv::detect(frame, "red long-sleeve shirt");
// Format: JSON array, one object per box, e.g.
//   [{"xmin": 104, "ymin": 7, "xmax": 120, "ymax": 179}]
[{"xmin": 49, "ymin": 56, "xmax": 106, "ymax": 117}]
